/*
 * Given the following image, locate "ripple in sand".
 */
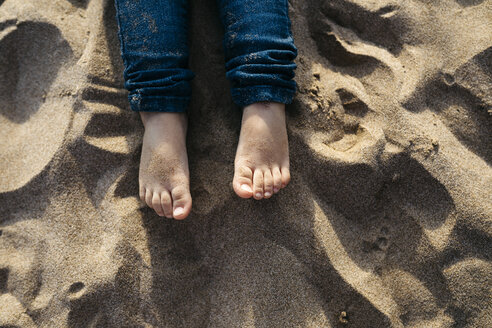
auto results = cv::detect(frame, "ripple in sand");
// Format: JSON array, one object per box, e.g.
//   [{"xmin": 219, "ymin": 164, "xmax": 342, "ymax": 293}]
[
  {"xmin": 66, "ymin": 0, "xmax": 89, "ymax": 8},
  {"xmin": 0, "ymin": 22, "xmax": 74, "ymax": 192}
]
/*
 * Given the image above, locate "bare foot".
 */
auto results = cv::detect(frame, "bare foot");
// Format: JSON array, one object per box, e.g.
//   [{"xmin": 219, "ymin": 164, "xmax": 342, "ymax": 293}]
[
  {"xmin": 139, "ymin": 112, "xmax": 192, "ymax": 219},
  {"xmin": 233, "ymin": 102, "xmax": 291, "ymax": 200}
]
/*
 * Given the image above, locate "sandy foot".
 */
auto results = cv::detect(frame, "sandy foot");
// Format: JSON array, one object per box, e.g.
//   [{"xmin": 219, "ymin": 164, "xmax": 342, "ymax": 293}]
[
  {"xmin": 233, "ymin": 102, "xmax": 291, "ymax": 200},
  {"xmin": 139, "ymin": 112, "xmax": 192, "ymax": 219}
]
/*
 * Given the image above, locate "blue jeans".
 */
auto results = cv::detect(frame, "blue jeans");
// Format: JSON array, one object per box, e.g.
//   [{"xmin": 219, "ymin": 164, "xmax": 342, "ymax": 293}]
[{"xmin": 114, "ymin": 0, "xmax": 297, "ymax": 112}]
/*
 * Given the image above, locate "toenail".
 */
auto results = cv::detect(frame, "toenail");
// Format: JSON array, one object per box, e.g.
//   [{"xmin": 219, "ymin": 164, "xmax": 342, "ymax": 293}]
[
  {"xmin": 264, "ymin": 192, "xmax": 272, "ymax": 197},
  {"xmin": 241, "ymin": 184, "xmax": 253, "ymax": 193},
  {"xmin": 255, "ymin": 192, "xmax": 262, "ymax": 198},
  {"xmin": 274, "ymin": 188, "xmax": 279, "ymax": 193},
  {"xmin": 174, "ymin": 207, "xmax": 184, "ymax": 216}
]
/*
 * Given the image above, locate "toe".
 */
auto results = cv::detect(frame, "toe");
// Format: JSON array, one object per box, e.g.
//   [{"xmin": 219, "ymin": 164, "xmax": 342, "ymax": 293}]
[
  {"xmin": 160, "ymin": 190, "xmax": 173, "ymax": 218},
  {"xmin": 263, "ymin": 170, "xmax": 273, "ymax": 198},
  {"xmin": 233, "ymin": 165, "xmax": 254, "ymax": 198},
  {"xmin": 152, "ymin": 192, "xmax": 164, "ymax": 217},
  {"xmin": 253, "ymin": 169, "xmax": 264, "ymax": 200},
  {"xmin": 139, "ymin": 185, "xmax": 146, "ymax": 203},
  {"xmin": 281, "ymin": 167, "xmax": 291, "ymax": 188},
  {"xmin": 171, "ymin": 185, "xmax": 192, "ymax": 220},
  {"xmin": 272, "ymin": 167, "xmax": 282, "ymax": 193},
  {"xmin": 145, "ymin": 189, "xmax": 153, "ymax": 209}
]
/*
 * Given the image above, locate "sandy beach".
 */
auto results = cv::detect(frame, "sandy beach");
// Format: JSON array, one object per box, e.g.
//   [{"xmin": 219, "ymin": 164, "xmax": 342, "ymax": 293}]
[{"xmin": 1, "ymin": 0, "xmax": 491, "ymax": 326}]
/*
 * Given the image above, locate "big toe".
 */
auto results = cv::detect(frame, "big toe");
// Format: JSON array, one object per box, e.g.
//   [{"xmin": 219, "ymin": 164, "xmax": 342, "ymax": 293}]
[
  {"xmin": 171, "ymin": 185, "xmax": 192, "ymax": 220},
  {"xmin": 233, "ymin": 166, "xmax": 254, "ymax": 198}
]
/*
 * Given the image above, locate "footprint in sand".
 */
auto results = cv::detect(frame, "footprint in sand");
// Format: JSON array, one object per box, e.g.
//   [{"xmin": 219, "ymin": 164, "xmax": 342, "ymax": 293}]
[
  {"xmin": 455, "ymin": 0, "xmax": 486, "ymax": 7},
  {"xmin": 0, "ymin": 294, "xmax": 36, "ymax": 327},
  {"xmin": 0, "ymin": 21, "xmax": 74, "ymax": 192}
]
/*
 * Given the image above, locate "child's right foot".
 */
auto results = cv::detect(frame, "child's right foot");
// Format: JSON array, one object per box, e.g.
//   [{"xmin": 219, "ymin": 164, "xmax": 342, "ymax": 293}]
[{"xmin": 138, "ymin": 112, "xmax": 191, "ymax": 220}]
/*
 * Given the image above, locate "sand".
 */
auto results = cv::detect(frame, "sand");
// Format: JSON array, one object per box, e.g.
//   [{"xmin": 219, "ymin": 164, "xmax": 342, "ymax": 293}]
[{"xmin": 0, "ymin": 0, "xmax": 491, "ymax": 326}]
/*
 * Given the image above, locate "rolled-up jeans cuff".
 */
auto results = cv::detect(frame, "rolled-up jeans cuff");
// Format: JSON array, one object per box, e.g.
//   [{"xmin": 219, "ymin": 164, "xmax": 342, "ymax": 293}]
[
  {"xmin": 128, "ymin": 93, "xmax": 189, "ymax": 112},
  {"xmin": 231, "ymin": 85, "xmax": 296, "ymax": 107}
]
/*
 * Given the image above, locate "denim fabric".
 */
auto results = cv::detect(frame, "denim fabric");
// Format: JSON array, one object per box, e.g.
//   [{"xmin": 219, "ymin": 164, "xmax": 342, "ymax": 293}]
[{"xmin": 115, "ymin": 0, "xmax": 297, "ymax": 112}]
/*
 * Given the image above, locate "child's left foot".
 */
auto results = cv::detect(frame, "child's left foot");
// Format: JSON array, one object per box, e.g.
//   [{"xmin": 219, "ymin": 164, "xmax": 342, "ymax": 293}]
[{"xmin": 233, "ymin": 102, "xmax": 291, "ymax": 200}]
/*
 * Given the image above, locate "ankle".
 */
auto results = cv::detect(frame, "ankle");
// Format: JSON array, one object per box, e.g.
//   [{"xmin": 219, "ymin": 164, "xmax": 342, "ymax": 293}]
[
  {"xmin": 140, "ymin": 112, "xmax": 187, "ymax": 130},
  {"xmin": 242, "ymin": 102, "xmax": 286, "ymax": 123}
]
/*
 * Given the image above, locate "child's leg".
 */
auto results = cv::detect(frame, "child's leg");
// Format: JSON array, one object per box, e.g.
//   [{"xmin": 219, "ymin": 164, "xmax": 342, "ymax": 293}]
[
  {"xmin": 216, "ymin": 0, "xmax": 298, "ymax": 199},
  {"xmin": 115, "ymin": 0, "xmax": 193, "ymax": 219}
]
